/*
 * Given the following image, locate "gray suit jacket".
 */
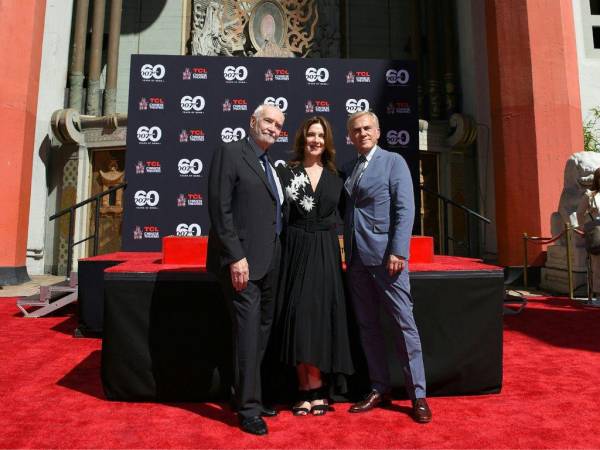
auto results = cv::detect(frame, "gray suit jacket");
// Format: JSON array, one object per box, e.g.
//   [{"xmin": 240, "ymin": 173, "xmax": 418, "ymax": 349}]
[{"xmin": 342, "ymin": 146, "xmax": 415, "ymax": 266}]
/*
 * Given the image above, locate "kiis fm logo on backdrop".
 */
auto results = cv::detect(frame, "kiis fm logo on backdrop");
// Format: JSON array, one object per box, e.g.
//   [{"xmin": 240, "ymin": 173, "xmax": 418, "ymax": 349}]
[
  {"xmin": 345, "ymin": 98, "xmax": 370, "ymax": 114},
  {"xmin": 176, "ymin": 223, "xmax": 202, "ymax": 237},
  {"xmin": 346, "ymin": 71, "xmax": 371, "ymax": 83},
  {"xmin": 180, "ymin": 95, "xmax": 205, "ymax": 114},
  {"xmin": 385, "ymin": 68, "xmax": 410, "ymax": 85},
  {"xmin": 224, "ymin": 65, "xmax": 248, "ymax": 83},
  {"xmin": 134, "ymin": 190, "xmax": 160, "ymax": 209},
  {"xmin": 136, "ymin": 126, "xmax": 162, "ymax": 144},
  {"xmin": 305, "ymin": 67, "xmax": 329, "ymax": 85},
  {"xmin": 140, "ymin": 64, "xmax": 165, "ymax": 82},
  {"xmin": 305, "ymin": 99, "xmax": 331, "ymax": 113},
  {"xmin": 178, "ymin": 158, "xmax": 203, "ymax": 178},
  {"xmin": 264, "ymin": 96, "xmax": 288, "ymax": 112},
  {"xmin": 135, "ymin": 160, "xmax": 162, "ymax": 174},
  {"xmin": 138, "ymin": 97, "xmax": 165, "ymax": 111},
  {"xmin": 265, "ymin": 68, "xmax": 290, "ymax": 81},
  {"xmin": 183, "ymin": 67, "xmax": 208, "ymax": 80},
  {"xmin": 223, "ymin": 98, "xmax": 248, "ymax": 112},
  {"xmin": 176, "ymin": 193, "xmax": 204, "ymax": 207},
  {"xmin": 386, "ymin": 101, "xmax": 411, "ymax": 115},
  {"xmin": 221, "ymin": 127, "xmax": 246, "ymax": 143},
  {"xmin": 133, "ymin": 225, "xmax": 160, "ymax": 239},
  {"xmin": 179, "ymin": 129, "xmax": 205, "ymax": 143},
  {"xmin": 386, "ymin": 130, "xmax": 411, "ymax": 147}
]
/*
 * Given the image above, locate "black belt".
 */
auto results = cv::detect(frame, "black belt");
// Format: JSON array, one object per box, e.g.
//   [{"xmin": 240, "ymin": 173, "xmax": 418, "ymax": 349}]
[{"xmin": 289, "ymin": 221, "xmax": 334, "ymax": 232}]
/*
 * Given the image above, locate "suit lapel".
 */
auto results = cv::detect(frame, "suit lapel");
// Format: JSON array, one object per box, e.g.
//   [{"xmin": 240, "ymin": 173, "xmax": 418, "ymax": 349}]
[{"xmin": 240, "ymin": 139, "xmax": 277, "ymax": 200}]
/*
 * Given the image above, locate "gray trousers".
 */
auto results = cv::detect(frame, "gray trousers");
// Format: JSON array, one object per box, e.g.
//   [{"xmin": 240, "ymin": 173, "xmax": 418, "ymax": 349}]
[{"xmin": 348, "ymin": 253, "xmax": 426, "ymax": 400}]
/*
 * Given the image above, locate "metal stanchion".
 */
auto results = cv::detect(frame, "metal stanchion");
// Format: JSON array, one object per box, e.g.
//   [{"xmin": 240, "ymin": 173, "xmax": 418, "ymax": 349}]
[
  {"xmin": 523, "ymin": 232, "xmax": 529, "ymax": 289},
  {"xmin": 565, "ymin": 223, "xmax": 574, "ymax": 301}
]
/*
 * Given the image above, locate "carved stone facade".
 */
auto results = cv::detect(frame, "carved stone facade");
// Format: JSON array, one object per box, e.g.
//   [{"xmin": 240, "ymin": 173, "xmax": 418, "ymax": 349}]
[{"xmin": 190, "ymin": 0, "xmax": 323, "ymax": 57}]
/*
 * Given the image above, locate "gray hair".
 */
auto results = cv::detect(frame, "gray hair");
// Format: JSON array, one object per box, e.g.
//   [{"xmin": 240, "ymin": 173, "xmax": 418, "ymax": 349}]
[
  {"xmin": 346, "ymin": 110, "xmax": 380, "ymax": 131},
  {"xmin": 252, "ymin": 103, "xmax": 282, "ymax": 120}
]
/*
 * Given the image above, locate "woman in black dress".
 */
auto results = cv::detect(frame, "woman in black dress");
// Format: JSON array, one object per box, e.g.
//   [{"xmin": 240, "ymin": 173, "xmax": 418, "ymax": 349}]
[{"xmin": 277, "ymin": 116, "xmax": 354, "ymax": 416}]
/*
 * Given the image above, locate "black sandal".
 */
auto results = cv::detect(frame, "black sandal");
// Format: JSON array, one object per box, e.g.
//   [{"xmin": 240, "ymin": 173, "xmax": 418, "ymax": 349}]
[
  {"xmin": 309, "ymin": 387, "xmax": 329, "ymax": 416},
  {"xmin": 292, "ymin": 390, "xmax": 311, "ymax": 416}
]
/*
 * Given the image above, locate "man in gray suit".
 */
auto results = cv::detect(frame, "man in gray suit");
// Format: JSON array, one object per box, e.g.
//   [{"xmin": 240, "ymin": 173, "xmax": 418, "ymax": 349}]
[{"xmin": 342, "ymin": 110, "xmax": 432, "ymax": 423}]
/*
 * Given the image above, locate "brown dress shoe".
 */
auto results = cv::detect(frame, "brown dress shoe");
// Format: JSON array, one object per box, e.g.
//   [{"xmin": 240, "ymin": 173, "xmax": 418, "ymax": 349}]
[
  {"xmin": 349, "ymin": 390, "xmax": 392, "ymax": 413},
  {"xmin": 412, "ymin": 398, "xmax": 432, "ymax": 423}
]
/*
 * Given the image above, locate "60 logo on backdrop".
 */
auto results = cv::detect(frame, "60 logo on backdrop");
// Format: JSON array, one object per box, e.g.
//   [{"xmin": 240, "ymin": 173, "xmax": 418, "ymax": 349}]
[
  {"xmin": 224, "ymin": 65, "xmax": 248, "ymax": 82},
  {"xmin": 180, "ymin": 95, "xmax": 205, "ymax": 112},
  {"xmin": 386, "ymin": 130, "xmax": 410, "ymax": 146},
  {"xmin": 141, "ymin": 64, "xmax": 165, "ymax": 80},
  {"xmin": 345, "ymin": 98, "xmax": 370, "ymax": 114},
  {"xmin": 136, "ymin": 126, "xmax": 162, "ymax": 143},
  {"xmin": 134, "ymin": 190, "xmax": 160, "ymax": 207},
  {"xmin": 305, "ymin": 67, "xmax": 329, "ymax": 83},
  {"xmin": 178, "ymin": 158, "xmax": 203, "ymax": 176},
  {"xmin": 264, "ymin": 96, "xmax": 288, "ymax": 112},
  {"xmin": 176, "ymin": 223, "xmax": 202, "ymax": 237},
  {"xmin": 221, "ymin": 127, "xmax": 246, "ymax": 143},
  {"xmin": 385, "ymin": 69, "xmax": 410, "ymax": 85}
]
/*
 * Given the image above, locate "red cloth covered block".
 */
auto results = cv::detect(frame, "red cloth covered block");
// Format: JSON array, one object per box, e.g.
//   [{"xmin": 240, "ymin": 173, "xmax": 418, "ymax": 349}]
[
  {"xmin": 162, "ymin": 236, "xmax": 208, "ymax": 266},
  {"xmin": 410, "ymin": 236, "xmax": 434, "ymax": 263}
]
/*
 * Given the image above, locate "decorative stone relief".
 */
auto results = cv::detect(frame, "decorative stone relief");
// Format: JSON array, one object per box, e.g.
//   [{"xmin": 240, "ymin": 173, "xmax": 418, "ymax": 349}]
[{"xmin": 190, "ymin": 0, "xmax": 319, "ymax": 57}]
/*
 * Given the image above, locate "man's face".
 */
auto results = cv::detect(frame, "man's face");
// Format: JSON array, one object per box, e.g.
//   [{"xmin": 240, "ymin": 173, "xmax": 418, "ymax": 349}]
[
  {"xmin": 249, "ymin": 106, "xmax": 284, "ymax": 150},
  {"xmin": 349, "ymin": 114, "xmax": 380, "ymax": 154}
]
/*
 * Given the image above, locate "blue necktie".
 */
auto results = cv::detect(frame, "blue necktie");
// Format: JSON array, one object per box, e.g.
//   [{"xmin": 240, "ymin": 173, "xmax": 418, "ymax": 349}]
[
  {"xmin": 344, "ymin": 154, "xmax": 368, "ymax": 198},
  {"xmin": 259, "ymin": 152, "xmax": 282, "ymax": 235}
]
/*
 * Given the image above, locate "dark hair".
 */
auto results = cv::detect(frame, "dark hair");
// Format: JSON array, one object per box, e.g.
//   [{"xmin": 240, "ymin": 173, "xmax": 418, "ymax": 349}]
[
  {"xmin": 593, "ymin": 167, "xmax": 600, "ymax": 192},
  {"xmin": 289, "ymin": 116, "xmax": 337, "ymax": 173}
]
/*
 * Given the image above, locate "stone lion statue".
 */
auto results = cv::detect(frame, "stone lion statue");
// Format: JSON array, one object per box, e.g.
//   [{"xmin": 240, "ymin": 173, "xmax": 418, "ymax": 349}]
[{"xmin": 551, "ymin": 151, "xmax": 600, "ymax": 244}]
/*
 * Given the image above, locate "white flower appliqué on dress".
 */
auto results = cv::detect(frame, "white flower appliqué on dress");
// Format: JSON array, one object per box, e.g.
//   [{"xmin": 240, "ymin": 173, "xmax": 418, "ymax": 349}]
[{"xmin": 300, "ymin": 195, "xmax": 315, "ymax": 212}]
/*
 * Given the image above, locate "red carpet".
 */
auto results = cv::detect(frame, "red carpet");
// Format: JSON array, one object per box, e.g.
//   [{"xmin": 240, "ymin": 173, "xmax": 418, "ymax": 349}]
[{"xmin": 1, "ymin": 295, "xmax": 600, "ymax": 448}]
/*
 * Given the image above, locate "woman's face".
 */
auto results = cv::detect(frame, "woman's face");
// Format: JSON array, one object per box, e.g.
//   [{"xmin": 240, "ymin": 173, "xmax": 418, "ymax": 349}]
[{"xmin": 304, "ymin": 122, "xmax": 325, "ymax": 160}]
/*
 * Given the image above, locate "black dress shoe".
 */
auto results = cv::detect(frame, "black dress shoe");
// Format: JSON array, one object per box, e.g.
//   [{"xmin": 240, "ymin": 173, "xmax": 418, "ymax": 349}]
[
  {"xmin": 412, "ymin": 398, "xmax": 432, "ymax": 423},
  {"xmin": 260, "ymin": 406, "xmax": 278, "ymax": 417},
  {"xmin": 349, "ymin": 389, "xmax": 392, "ymax": 413},
  {"xmin": 239, "ymin": 416, "xmax": 268, "ymax": 435}
]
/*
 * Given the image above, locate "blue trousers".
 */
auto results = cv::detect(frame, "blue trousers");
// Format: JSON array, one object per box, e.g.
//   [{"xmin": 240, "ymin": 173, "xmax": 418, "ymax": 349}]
[{"xmin": 348, "ymin": 253, "xmax": 426, "ymax": 400}]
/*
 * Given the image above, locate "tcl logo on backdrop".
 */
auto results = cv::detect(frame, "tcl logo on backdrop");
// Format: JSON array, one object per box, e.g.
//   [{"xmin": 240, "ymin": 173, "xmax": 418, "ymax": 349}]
[
  {"xmin": 305, "ymin": 100, "xmax": 331, "ymax": 113},
  {"xmin": 345, "ymin": 98, "xmax": 370, "ymax": 114},
  {"xmin": 276, "ymin": 130, "xmax": 289, "ymax": 143},
  {"xmin": 221, "ymin": 127, "xmax": 246, "ymax": 143},
  {"xmin": 264, "ymin": 96, "xmax": 288, "ymax": 112},
  {"xmin": 136, "ymin": 126, "xmax": 162, "ymax": 143},
  {"xmin": 386, "ymin": 130, "xmax": 411, "ymax": 147},
  {"xmin": 385, "ymin": 69, "xmax": 410, "ymax": 85},
  {"xmin": 224, "ymin": 65, "xmax": 248, "ymax": 82},
  {"xmin": 182, "ymin": 193, "xmax": 203, "ymax": 206},
  {"xmin": 180, "ymin": 95, "xmax": 205, "ymax": 113},
  {"xmin": 305, "ymin": 67, "xmax": 329, "ymax": 84},
  {"xmin": 178, "ymin": 158, "xmax": 203, "ymax": 177},
  {"xmin": 134, "ymin": 225, "xmax": 161, "ymax": 239},
  {"xmin": 134, "ymin": 190, "xmax": 160, "ymax": 208},
  {"xmin": 386, "ymin": 101, "xmax": 411, "ymax": 115},
  {"xmin": 176, "ymin": 223, "xmax": 202, "ymax": 236},
  {"xmin": 141, "ymin": 64, "xmax": 165, "ymax": 81},
  {"xmin": 136, "ymin": 160, "xmax": 161, "ymax": 174}
]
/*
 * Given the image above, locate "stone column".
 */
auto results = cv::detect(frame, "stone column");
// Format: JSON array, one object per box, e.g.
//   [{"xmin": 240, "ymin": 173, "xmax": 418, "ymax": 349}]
[
  {"xmin": 0, "ymin": 0, "xmax": 47, "ymax": 284},
  {"xmin": 486, "ymin": 0, "xmax": 584, "ymax": 266}
]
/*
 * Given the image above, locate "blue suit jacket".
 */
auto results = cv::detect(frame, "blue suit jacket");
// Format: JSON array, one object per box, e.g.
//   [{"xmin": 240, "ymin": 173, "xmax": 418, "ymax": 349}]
[{"xmin": 342, "ymin": 146, "xmax": 415, "ymax": 266}]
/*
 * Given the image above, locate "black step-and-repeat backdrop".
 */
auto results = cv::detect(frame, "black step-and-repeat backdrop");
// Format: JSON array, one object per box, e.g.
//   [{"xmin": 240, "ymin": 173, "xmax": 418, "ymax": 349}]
[{"xmin": 122, "ymin": 55, "xmax": 417, "ymax": 251}]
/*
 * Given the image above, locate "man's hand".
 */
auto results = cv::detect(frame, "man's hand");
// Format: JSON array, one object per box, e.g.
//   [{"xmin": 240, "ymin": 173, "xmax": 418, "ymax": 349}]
[
  {"xmin": 387, "ymin": 254, "xmax": 406, "ymax": 276},
  {"xmin": 230, "ymin": 257, "xmax": 249, "ymax": 291}
]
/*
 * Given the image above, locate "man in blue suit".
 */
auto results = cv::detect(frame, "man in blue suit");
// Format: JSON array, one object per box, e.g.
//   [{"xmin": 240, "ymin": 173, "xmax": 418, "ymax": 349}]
[{"xmin": 342, "ymin": 111, "xmax": 432, "ymax": 423}]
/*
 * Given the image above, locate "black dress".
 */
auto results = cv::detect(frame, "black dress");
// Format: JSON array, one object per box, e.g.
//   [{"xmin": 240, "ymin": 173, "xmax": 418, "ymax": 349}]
[{"xmin": 277, "ymin": 165, "xmax": 354, "ymax": 377}]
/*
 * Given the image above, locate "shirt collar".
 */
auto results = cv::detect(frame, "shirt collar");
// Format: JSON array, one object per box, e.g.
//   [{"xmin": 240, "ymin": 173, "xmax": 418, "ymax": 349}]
[{"xmin": 359, "ymin": 145, "xmax": 378, "ymax": 162}]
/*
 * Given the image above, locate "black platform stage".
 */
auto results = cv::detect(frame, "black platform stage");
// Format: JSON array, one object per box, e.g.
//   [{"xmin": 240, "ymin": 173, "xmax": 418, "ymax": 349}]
[{"xmin": 79, "ymin": 253, "xmax": 504, "ymax": 402}]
